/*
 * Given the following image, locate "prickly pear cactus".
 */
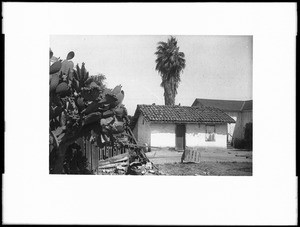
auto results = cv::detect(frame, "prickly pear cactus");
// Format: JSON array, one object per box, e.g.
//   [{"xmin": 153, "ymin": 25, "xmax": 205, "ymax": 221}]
[{"xmin": 49, "ymin": 49, "xmax": 133, "ymax": 174}]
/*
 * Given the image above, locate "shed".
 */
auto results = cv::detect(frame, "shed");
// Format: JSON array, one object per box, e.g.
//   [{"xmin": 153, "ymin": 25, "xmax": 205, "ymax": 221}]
[
  {"xmin": 192, "ymin": 99, "xmax": 253, "ymax": 143},
  {"xmin": 131, "ymin": 104, "xmax": 235, "ymax": 150}
]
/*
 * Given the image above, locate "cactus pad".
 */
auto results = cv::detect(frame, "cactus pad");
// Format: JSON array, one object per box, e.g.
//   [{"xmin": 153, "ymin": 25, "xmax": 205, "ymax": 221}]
[
  {"xmin": 56, "ymin": 82, "xmax": 69, "ymax": 94},
  {"xmin": 50, "ymin": 61, "xmax": 62, "ymax": 74},
  {"xmin": 60, "ymin": 60, "xmax": 74, "ymax": 75},
  {"xmin": 66, "ymin": 51, "xmax": 75, "ymax": 60},
  {"xmin": 83, "ymin": 112, "xmax": 102, "ymax": 125},
  {"xmin": 50, "ymin": 73, "xmax": 60, "ymax": 91}
]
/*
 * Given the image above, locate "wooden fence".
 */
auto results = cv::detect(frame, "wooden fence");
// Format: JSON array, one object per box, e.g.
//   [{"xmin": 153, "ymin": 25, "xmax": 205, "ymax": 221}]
[{"xmin": 76, "ymin": 137, "xmax": 131, "ymax": 173}]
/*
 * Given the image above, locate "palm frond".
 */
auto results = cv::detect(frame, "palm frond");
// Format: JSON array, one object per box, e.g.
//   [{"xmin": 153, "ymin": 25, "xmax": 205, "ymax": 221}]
[{"xmin": 155, "ymin": 36, "xmax": 186, "ymax": 102}]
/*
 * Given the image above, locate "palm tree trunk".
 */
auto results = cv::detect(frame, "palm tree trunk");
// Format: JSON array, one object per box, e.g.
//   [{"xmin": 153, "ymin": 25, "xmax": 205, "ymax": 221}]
[{"xmin": 164, "ymin": 80, "xmax": 175, "ymax": 106}]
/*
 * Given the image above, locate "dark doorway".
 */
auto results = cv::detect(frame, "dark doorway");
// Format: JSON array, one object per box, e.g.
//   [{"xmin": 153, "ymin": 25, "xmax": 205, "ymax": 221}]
[{"xmin": 175, "ymin": 124, "xmax": 186, "ymax": 151}]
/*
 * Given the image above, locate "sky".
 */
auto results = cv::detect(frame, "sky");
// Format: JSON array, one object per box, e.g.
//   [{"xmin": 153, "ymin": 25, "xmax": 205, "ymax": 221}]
[{"xmin": 50, "ymin": 35, "xmax": 252, "ymax": 115}]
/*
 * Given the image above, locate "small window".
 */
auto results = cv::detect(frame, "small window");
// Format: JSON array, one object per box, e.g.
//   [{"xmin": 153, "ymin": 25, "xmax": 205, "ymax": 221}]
[{"xmin": 205, "ymin": 125, "xmax": 215, "ymax": 141}]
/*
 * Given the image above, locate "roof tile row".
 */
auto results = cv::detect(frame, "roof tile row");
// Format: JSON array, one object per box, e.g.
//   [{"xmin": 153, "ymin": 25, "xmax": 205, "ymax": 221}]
[{"xmin": 132, "ymin": 104, "xmax": 235, "ymax": 127}]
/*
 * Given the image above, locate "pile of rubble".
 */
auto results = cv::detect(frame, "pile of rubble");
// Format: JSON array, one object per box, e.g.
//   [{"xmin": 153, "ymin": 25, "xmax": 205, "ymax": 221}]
[{"xmin": 97, "ymin": 148, "xmax": 164, "ymax": 175}]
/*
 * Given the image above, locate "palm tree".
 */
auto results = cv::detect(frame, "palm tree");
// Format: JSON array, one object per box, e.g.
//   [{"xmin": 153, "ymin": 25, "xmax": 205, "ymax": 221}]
[{"xmin": 155, "ymin": 36, "xmax": 186, "ymax": 106}]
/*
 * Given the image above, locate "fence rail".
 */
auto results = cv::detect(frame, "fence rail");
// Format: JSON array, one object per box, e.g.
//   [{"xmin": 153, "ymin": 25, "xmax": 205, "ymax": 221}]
[
  {"xmin": 76, "ymin": 137, "xmax": 132, "ymax": 173},
  {"xmin": 69, "ymin": 127, "xmax": 143, "ymax": 173},
  {"xmin": 77, "ymin": 134, "xmax": 133, "ymax": 172}
]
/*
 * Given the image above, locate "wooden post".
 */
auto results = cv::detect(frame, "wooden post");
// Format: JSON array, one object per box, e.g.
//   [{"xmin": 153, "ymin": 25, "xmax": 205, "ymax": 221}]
[
  {"xmin": 90, "ymin": 142, "xmax": 93, "ymax": 172},
  {"xmin": 104, "ymin": 146, "xmax": 106, "ymax": 160},
  {"xmin": 84, "ymin": 138, "xmax": 86, "ymax": 157},
  {"xmin": 98, "ymin": 147, "xmax": 100, "ymax": 160},
  {"xmin": 101, "ymin": 147, "xmax": 104, "ymax": 160}
]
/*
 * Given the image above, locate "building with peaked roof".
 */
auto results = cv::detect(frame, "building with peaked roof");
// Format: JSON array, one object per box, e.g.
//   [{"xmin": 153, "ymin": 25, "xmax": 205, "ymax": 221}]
[
  {"xmin": 131, "ymin": 104, "xmax": 235, "ymax": 150},
  {"xmin": 192, "ymin": 99, "xmax": 253, "ymax": 145}
]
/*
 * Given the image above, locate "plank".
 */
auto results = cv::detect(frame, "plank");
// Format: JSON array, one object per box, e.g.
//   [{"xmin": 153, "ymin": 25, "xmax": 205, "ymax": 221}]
[
  {"xmin": 98, "ymin": 161, "xmax": 128, "ymax": 169},
  {"xmin": 100, "ymin": 147, "xmax": 104, "ymax": 160},
  {"xmin": 184, "ymin": 149, "xmax": 201, "ymax": 163},
  {"xmin": 98, "ymin": 152, "xmax": 129, "ymax": 166},
  {"xmin": 85, "ymin": 140, "xmax": 91, "ymax": 170}
]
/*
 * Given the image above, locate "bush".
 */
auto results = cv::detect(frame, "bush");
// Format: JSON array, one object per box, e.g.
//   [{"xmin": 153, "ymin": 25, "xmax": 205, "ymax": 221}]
[
  {"xmin": 233, "ymin": 122, "xmax": 253, "ymax": 150},
  {"xmin": 233, "ymin": 138, "xmax": 246, "ymax": 149},
  {"xmin": 244, "ymin": 122, "xmax": 253, "ymax": 150},
  {"xmin": 62, "ymin": 143, "xmax": 90, "ymax": 174}
]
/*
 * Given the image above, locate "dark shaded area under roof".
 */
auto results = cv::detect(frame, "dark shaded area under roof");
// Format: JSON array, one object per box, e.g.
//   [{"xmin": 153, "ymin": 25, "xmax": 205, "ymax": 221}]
[
  {"xmin": 131, "ymin": 104, "xmax": 235, "ymax": 128},
  {"xmin": 192, "ymin": 99, "xmax": 253, "ymax": 112},
  {"xmin": 241, "ymin": 100, "xmax": 253, "ymax": 111}
]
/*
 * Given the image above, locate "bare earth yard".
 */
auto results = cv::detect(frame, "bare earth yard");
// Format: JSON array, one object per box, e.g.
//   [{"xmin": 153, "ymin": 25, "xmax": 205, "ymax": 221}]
[{"xmin": 146, "ymin": 147, "xmax": 252, "ymax": 176}]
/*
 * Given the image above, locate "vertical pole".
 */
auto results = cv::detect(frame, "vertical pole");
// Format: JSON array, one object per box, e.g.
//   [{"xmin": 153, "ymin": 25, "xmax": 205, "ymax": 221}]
[
  {"xmin": 90, "ymin": 143, "xmax": 93, "ymax": 172},
  {"xmin": 84, "ymin": 138, "xmax": 86, "ymax": 157}
]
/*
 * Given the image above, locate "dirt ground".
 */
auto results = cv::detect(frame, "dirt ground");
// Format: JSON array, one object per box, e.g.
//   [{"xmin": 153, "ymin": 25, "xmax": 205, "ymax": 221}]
[
  {"xmin": 155, "ymin": 162, "xmax": 252, "ymax": 176},
  {"xmin": 146, "ymin": 147, "xmax": 252, "ymax": 176}
]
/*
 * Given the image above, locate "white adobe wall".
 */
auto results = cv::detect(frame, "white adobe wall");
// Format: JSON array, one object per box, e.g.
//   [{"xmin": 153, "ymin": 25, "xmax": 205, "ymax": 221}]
[
  {"xmin": 186, "ymin": 123, "xmax": 227, "ymax": 148},
  {"xmin": 132, "ymin": 115, "xmax": 151, "ymax": 146},
  {"xmin": 150, "ymin": 123, "xmax": 175, "ymax": 147},
  {"xmin": 134, "ymin": 119, "xmax": 228, "ymax": 148},
  {"xmin": 225, "ymin": 111, "xmax": 239, "ymax": 142}
]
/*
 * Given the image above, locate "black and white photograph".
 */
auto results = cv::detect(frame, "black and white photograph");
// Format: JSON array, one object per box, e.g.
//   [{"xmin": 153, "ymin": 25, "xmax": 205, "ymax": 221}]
[
  {"xmin": 3, "ymin": 3, "xmax": 297, "ymax": 225},
  {"xmin": 49, "ymin": 35, "xmax": 253, "ymax": 175}
]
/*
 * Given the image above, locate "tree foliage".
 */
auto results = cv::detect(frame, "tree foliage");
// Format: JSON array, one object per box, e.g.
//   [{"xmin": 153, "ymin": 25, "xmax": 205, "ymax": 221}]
[{"xmin": 155, "ymin": 36, "xmax": 186, "ymax": 105}]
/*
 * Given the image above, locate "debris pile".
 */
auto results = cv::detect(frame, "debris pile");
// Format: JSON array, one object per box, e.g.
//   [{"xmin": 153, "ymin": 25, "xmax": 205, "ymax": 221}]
[
  {"xmin": 97, "ymin": 147, "xmax": 164, "ymax": 175},
  {"xmin": 97, "ymin": 153, "xmax": 129, "ymax": 175}
]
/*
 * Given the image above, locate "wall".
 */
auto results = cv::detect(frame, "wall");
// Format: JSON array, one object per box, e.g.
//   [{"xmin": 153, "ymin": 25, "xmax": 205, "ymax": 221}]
[
  {"xmin": 233, "ymin": 110, "xmax": 253, "ymax": 140},
  {"xmin": 132, "ymin": 114, "xmax": 151, "ymax": 146},
  {"xmin": 225, "ymin": 111, "xmax": 239, "ymax": 142},
  {"xmin": 241, "ymin": 110, "xmax": 252, "ymax": 127},
  {"xmin": 134, "ymin": 118, "xmax": 228, "ymax": 148},
  {"xmin": 186, "ymin": 123, "xmax": 227, "ymax": 148},
  {"xmin": 150, "ymin": 123, "xmax": 176, "ymax": 147}
]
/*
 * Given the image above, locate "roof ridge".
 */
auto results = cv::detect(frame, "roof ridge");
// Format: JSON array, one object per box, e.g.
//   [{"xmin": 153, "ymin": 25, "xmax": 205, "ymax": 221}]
[
  {"xmin": 196, "ymin": 98, "xmax": 245, "ymax": 101},
  {"xmin": 137, "ymin": 104, "xmax": 201, "ymax": 108}
]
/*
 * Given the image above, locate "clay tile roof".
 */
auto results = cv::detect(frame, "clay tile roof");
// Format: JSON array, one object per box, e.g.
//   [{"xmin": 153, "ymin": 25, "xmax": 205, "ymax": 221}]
[
  {"xmin": 192, "ymin": 98, "xmax": 253, "ymax": 112},
  {"xmin": 131, "ymin": 104, "xmax": 235, "ymax": 128}
]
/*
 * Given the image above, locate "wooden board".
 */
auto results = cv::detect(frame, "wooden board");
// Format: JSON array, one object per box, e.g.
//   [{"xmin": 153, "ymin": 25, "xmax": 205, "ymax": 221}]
[
  {"xmin": 98, "ymin": 152, "xmax": 129, "ymax": 166},
  {"xmin": 182, "ymin": 149, "xmax": 201, "ymax": 163}
]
